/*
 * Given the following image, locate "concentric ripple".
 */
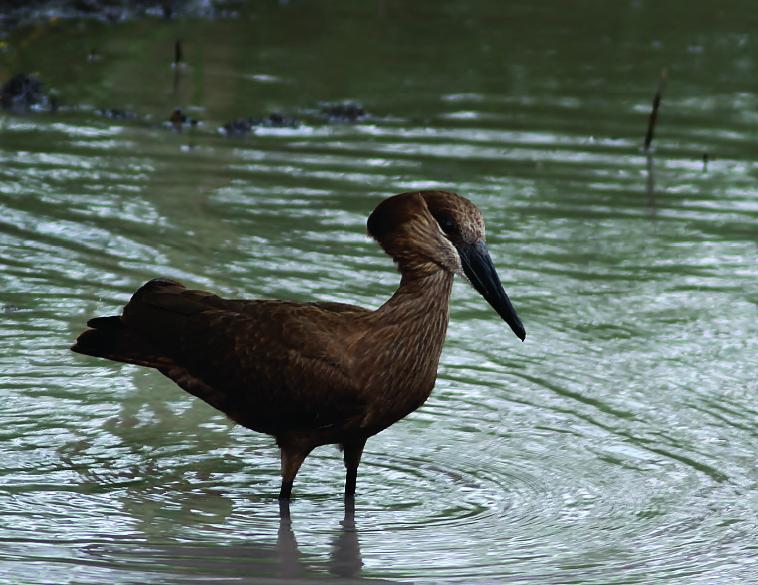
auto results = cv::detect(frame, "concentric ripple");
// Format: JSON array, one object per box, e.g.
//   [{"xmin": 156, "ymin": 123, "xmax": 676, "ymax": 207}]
[{"xmin": 2, "ymin": 1, "xmax": 758, "ymax": 583}]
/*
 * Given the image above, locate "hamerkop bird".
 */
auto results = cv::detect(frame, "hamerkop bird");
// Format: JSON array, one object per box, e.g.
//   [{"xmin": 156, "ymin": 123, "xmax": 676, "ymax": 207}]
[{"xmin": 72, "ymin": 191, "xmax": 525, "ymax": 501}]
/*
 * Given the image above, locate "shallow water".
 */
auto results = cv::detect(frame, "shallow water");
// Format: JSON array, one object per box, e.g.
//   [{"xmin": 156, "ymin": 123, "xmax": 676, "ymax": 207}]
[{"xmin": 1, "ymin": 1, "xmax": 757, "ymax": 583}]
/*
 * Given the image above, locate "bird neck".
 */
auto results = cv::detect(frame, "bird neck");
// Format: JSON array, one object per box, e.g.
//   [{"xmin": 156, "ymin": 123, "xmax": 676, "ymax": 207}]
[
  {"xmin": 371, "ymin": 268, "xmax": 454, "ymax": 368},
  {"xmin": 355, "ymin": 267, "xmax": 454, "ymax": 420},
  {"xmin": 378, "ymin": 268, "xmax": 454, "ymax": 324}
]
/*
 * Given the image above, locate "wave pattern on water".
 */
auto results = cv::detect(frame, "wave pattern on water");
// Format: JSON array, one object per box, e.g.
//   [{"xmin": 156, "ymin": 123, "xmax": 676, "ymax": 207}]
[{"xmin": 2, "ymin": 2, "xmax": 758, "ymax": 583}]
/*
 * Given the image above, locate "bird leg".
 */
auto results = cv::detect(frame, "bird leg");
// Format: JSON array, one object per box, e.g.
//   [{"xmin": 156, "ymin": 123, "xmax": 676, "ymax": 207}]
[
  {"xmin": 279, "ymin": 446, "xmax": 310, "ymax": 500},
  {"xmin": 342, "ymin": 438, "xmax": 367, "ymax": 501}
]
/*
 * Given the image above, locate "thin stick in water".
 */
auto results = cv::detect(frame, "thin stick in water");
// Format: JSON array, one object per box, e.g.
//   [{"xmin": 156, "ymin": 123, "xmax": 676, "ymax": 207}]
[
  {"xmin": 644, "ymin": 69, "xmax": 667, "ymax": 151},
  {"xmin": 174, "ymin": 40, "xmax": 183, "ymax": 67}
]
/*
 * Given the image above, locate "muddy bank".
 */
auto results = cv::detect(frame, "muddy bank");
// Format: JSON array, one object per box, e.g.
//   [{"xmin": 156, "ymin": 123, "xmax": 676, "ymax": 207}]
[{"xmin": 0, "ymin": 0, "xmax": 242, "ymax": 27}]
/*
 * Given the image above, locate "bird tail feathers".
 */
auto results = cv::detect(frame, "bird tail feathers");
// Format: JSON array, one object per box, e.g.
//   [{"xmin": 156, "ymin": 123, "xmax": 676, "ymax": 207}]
[{"xmin": 71, "ymin": 315, "xmax": 171, "ymax": 369}]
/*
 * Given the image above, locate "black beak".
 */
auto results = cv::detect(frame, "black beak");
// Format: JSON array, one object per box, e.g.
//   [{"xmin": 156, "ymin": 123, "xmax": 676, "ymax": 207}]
[{"xmin": 457, "ymin": 240, "xmax": 526, "ymax": 341}]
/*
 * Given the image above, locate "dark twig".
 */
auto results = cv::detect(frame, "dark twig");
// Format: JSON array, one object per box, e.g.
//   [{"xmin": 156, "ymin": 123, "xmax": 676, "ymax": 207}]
[
  {"xmin": 644, "ymin": 69, "xmax": 667, "ymax": 151},
  {"xmin": 172, "ymin": 40, "xmax": 184, "ymax": 94},
  {"xmin": 173, "ymin": 40, "xmax": 183, "ymax": 67}
]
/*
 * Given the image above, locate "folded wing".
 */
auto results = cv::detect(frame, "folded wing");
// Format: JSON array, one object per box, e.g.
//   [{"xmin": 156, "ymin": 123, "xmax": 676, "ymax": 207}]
[{"xmin": 72, "ymin": 279, "xmax": 369, "ymax": 434}]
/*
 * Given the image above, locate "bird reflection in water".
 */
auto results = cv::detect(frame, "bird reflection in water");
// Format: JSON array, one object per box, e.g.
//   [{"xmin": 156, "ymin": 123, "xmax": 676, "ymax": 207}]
[
  {"xmin": 276, "ymin": 500, "xmax": 373, "ymax": 581},
  {"xmin": 85, "ymin": 500, "xmax": 397, "ymax": 582}
]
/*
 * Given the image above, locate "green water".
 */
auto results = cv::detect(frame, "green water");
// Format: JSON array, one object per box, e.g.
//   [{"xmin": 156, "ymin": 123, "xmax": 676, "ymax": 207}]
[{"xmin": 1, "ymin": 2, "xmax": 757, "ymax": 583}]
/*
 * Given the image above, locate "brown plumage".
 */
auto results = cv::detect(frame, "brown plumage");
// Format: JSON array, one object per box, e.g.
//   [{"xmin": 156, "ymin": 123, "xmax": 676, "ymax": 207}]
[{"xmin": 72, "ymin": 190, "xmax": 525, "ymax": 501}]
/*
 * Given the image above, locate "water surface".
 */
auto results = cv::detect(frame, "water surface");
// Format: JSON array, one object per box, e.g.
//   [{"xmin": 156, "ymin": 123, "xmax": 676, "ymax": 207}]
[{"xmin": 1, "ymin": 1, "xmax": 757, "ymax": 583}]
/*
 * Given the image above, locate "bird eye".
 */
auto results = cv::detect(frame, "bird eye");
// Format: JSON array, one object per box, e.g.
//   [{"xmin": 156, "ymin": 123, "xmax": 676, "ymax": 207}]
[{"xmin": 433, "ymin": 212, "xmax": 456, "ymax": 236}]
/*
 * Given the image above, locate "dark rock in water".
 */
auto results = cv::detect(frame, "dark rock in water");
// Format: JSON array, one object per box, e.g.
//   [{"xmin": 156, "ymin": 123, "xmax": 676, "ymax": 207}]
[
  {"xmin": 220, "ymin": 112, "xmax": 299, "ymax": 137},
  {"xmin": 320, "ymin": 101, "xmax": 367, "ymax": 123},
  {"xmin": 168, "ymin": 108, "xmax": 199, "ymax": 131},
  {"xmin": 263, "ymin": 112, "xmax": 299, "ymax": 128},
  {"xmin": 96, "ymin": 107, "xmax": 139, "ymax": 120},
  {"xmin": 1, "ymin": 73, "xmax": 51, "ymax": 112},
  {"xmin": 221, "ymin": 117, "xmax": 256, "ymax": 137}
]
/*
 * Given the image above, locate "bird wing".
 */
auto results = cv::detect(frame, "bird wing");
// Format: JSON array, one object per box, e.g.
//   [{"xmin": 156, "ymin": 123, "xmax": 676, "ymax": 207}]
[{"xmin": 79, "ymin": 279, "xmax": 370, "ymax": 434}]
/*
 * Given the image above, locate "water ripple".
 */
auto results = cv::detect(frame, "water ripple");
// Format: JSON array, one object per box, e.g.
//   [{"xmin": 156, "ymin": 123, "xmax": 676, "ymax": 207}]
[{"xmin": 2, "ymin": 3, "xmax": 758, "ymax": 582}]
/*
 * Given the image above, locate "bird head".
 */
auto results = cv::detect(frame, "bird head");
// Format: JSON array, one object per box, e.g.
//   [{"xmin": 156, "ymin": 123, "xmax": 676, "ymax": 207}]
[{"xmin": 368, "ymin": 191, "xmax": 525, "ymax": 341}]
